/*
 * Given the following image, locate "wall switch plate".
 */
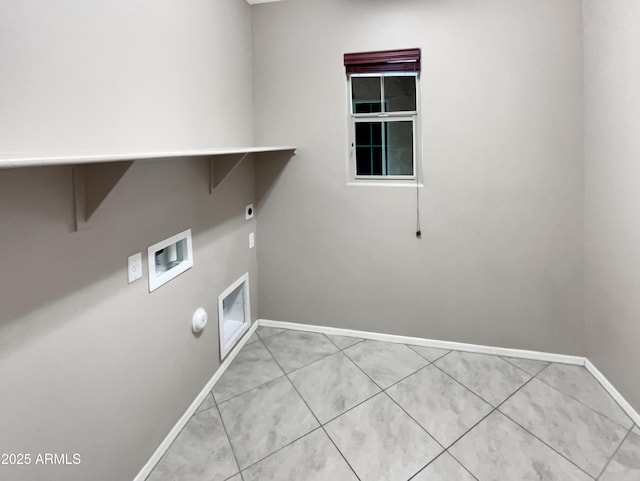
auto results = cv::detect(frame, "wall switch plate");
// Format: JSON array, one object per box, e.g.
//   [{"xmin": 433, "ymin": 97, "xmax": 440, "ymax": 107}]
[
  {"xmin": 128, "ymin": 252, "xmax": 143, "ymax": 283},
  {"xmin": 249, "ymin": 232, "xmax": 255, "ymax": 249},
  {"xmin": 245, "ymin": 203, "xmax": 254, "ymax": 220}
]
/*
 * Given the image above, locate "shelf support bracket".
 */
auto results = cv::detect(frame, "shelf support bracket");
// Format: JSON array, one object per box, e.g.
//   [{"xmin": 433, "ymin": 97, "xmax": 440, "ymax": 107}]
[
  {"xmin": 72, "ymin": 161, "xmax": 134, "ymax": 231},
  {"xmin": 209, "ymin": 153, "xmax": 249, "ymax": 194}
]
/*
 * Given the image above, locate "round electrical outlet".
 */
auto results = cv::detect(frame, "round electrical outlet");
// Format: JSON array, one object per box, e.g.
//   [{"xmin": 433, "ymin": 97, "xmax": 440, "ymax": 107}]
[{"xmin": 192, "ymin": 307, "xmax": 208, "ymax": 334}]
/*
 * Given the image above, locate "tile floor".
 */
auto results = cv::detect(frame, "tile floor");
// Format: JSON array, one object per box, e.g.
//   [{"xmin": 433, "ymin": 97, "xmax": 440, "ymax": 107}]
[{"xmin": 147, "ymin": 326, "xmax": 640, "ymax": 481}]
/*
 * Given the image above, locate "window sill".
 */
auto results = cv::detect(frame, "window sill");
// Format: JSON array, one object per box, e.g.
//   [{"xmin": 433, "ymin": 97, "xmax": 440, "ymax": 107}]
[{"xmin": 347, "ymin": 181, "xmax": 424, "ymax": 188}]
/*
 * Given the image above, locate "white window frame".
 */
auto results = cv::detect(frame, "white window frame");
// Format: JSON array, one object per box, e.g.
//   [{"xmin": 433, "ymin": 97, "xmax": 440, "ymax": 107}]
[{"xmin": 347, "ymin": 72, "xmax": 421, "ymax": 186}]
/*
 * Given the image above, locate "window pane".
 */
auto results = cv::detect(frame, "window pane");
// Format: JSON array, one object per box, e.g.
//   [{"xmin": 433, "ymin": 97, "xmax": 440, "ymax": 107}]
[
  {"xmin": 386, "ymin": 121, "xmax": 414, "ymax": 176},
  {"xmin": 355, "ymin": 122, "xmax": 383, "ymax": 176},
  {"xmin": 355, "ymin": 121, "xmax": 412, "ymax": 177},
  {"xmin": 352, "ymin": 77, "xmax": 382, "ymax": 113},
  {"xmin": 371, "ymin": 147, "xmax": 383, "ymax": 175},
  {"xmin": 356, "ymin": 148, "xmax": 372, "ymax": 175},
  {"xmin": 355, "ymin": 122, "xmax": 371, "ymax": 146},
  {"xmin": 383, "ymin": 76, "xmax": 416, "ymax": 112}
]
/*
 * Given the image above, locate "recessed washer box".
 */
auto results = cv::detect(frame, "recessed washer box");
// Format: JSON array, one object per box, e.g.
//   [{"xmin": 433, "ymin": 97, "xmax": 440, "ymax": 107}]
[
  {"xmin": 218, "ymin": 273, "xmax": 251, "ymax": 360},
  {"xmin": 147, "ymin": 229, "xmax": 193, "ymax": 292}
]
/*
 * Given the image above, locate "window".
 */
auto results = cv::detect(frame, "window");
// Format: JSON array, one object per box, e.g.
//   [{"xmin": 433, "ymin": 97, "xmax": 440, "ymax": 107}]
[{"xmin": 344, "ymin": 49, "xmax": 421, "ymax": 182}]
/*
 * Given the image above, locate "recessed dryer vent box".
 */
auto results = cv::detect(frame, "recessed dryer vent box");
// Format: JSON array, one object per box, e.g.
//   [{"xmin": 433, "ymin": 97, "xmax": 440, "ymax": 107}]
[
  {"xmin": 218, "ymin": 273, "xmax": 251, "ymax": 360},
  {"xmin": 147, "ymin": 229, "xmax": 193, "ymax": 292}
]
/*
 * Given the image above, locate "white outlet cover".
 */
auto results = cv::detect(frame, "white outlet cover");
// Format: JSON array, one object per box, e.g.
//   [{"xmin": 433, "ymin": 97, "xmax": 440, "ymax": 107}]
[
  {"xmin": 249, "ymin": 232, "xmax": 255, "ymax": 249},
  {"xmin": 245, "ymin": 203, "xmax": 254, "ymax": 220},
  {"xmin": 127, "ymin": 252, "xmax": 143, "ymax": 283}
]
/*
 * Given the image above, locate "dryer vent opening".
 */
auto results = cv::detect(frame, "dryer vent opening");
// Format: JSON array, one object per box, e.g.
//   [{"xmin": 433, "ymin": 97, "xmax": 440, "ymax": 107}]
[{"xmin": 218, "ymin": 273, "xmax": 251, "ymax": 360}]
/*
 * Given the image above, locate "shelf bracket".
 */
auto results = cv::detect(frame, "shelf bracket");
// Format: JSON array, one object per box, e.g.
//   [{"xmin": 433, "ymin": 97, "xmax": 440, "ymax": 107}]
[
  {"xmin": 209, "ymin": 153, "xmax": 249, "ymax": 194},
  {"xmin": 72, "ymin": 161, "xmax": 134, "ymax": 231}
]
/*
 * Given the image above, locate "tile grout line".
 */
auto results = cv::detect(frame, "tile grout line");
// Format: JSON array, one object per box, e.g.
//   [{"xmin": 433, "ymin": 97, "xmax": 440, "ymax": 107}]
[
  {"xmin": 193, "ymin": 400, "xmax": 217, "ymax": 416},
  {"xmin": 339, "ymin": 344, "xmax": 454, "ymax": 477},
  {"xmin": 215, "ymin": 333, "xmax": 340, "ymax": 407},
  {"xmin": 255, "ymin": 330, "xmax": 630, "ymax": 434},
  {"xmin": 213, "ymin": 337, "xmax": 289, "ymax": 405},
  {"xmin": 406, "ymin": 344, "xmax": 452, "ymax": 363},
  {"xmin": 341, "ymin": 340, "xmax": 435, "ymax": 392},
  {"xmin": 268, "ymin": 328, "xmax": 610, "ymax": 480},
  {"xmin": 217, "ymin": 332, "xmax": 317, "ymax": 476},
  {"xmin": 441, "ymin": 358, "xmax": 605, "ymax": 481},
  {"xmin": 405, "ymin": 450, "xmax": 449, "ymax": 481},
  {"xmin": 329, "ymin": 328, "xmax": 630, "ymax": 479},
  {"xmin": 320, "ymin": 389, "xmax": 383, "ymax": 426},
  {"xmin": 343, "ymin": 348, "xmax": 489, "ymax": 480},
  {"xmin": 214, "ymin": 401, "xmax": 246, "ymax": 481},
  {"xmin": 218, "ymin": 326, "xmax": 623, "ymax": 481},
  {"xmin": 144, "ymin": 393, "xmax": 215, "ymax": 479},
  {"xmin": 217, "ymin": 331, "xmax": 372, "ymax": 461},
  {"xmin": 227, "ymin": 333, "xmax": 329, "ymax": 475},
  {"xmin": 324, "ymin": 332, "xmax": 365, "ymax": 351},
  {"xmin": 499, "ymin": 356, "xmax": 549, "ymax": 376},
  {"xmin": 429, "ymin": 375, "xmax": 519, "ymax": 481},
  {"xmin": 377, "ymin": 361, "xmax": 433, "ymax": 392},
  {"xmin": 382, "ymin": 389, "xmax": 447, "ymax": 448},
  {"xmin": 493, "ymin": 365, "xmax": 600, "ymax": 480},
  {"xmin": 214, "ymin": 371, "xmax": 287, "ymax": 405},
  {"xmin": 261, "ymin": 332, "xmax": 340, "ymax": 378},
  {"xmin": 308, "ymin": 334, "xmax": 478, "ymax": 479},
  {"xmin": 433, "ymin": 362, "xmax": 584, "ymax": 480},
  {"xmin": 429, "ymin": 360, "xmax": 498, "ymax": 409},
  {"xmin": 237, "ymin": 426, "xmax": 327, "ymax": 474},
  {"xmin": 259, "ymin": 337, "xmax": 363, "ymax": 481},
  {"xmin": 530, "ymin": 363, "xmax": 633, "ymax": 432},
  {"xmin": 146, "ymin": 325, "xmax": 632, "ymax": 481},
  {"xmin": 306, "ymin": 322, "xmax": 635, "ymax": 429},
  {"xmin": 534, "ymin": 371, "xmax": 633, "ymax": 430},
  {"xmin": 223, "ymin": 472, "xmax": 242, "ymax": 481},
  {"xmin": 290, "ymin": 347, "xmax": 383, "ymax": 428},
  {"xmin": 407, "ymin": 449, "xmax": 482, "ymax": 481},
  {"xmin": 498, "ymin": 408, "xmax": 600, "ymax": 480},
  {"xmin": 432, "ymin": 346, "xmax": 546, "ymax": 407},
  {"xmin": 260, "ymin": 322, "xmax": 639, "ymax": 423},
  {"xmin": 340, "ymin": 332, "xmax": 601, "ymax": 480},
  {"xmin": 442, "ymin": 451, "xmax": 483, "ymax": 481},
  {"xmin": 254, "ymin": 326, "xmax": 286, "ymax": 341},
  {"xmin": 594, "ymin": 424, "xmax": 633, "ymax": 480}
]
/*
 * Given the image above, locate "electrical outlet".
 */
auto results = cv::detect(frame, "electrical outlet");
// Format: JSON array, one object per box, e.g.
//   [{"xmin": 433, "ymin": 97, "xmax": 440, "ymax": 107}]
[
  {"xmin": 128, "ymin": 252, "xmax": 142, "ymax": 284},
  {"xmin": 249, "ymin": 232, "xmax": 255, "ymax": 249},
  {"xmin": 245, "ymin": 203, "xmax": 254, "ymax": 220}
]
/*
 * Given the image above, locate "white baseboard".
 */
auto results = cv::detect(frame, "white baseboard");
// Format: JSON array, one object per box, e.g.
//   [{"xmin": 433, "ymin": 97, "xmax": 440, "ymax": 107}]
[
  {"xmin": 584, "ymin": 359, "xmax": 640, "ymax": 426},
  {"xmin": 258, "ymin": 319, "xmax": 585, "ymax": 366},
  {"xmin": 132, "ymin": 320, "xmax": 259, "ymax": 481}
]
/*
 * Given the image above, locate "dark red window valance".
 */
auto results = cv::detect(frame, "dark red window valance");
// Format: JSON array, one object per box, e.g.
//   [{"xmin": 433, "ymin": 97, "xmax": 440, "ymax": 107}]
[{"xmin": 344, "ymin": 48, "xmax": 421, "ymax": 75}]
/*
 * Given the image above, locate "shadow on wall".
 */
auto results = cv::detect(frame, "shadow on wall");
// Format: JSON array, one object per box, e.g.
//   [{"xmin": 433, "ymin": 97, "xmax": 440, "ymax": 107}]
[
  {"xmin": 0, "ymin": 155, "xmax": 248, "ymax": 354},
  {"xmin": 255, "ymin": 150, "xmax": 293, "ymax": 211}
]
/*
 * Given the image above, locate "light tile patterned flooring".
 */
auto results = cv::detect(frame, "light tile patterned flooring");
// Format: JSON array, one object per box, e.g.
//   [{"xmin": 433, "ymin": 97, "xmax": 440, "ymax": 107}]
[{"xmin": 147, "ymin": 326, "xmax": 640, "ymax": 481}]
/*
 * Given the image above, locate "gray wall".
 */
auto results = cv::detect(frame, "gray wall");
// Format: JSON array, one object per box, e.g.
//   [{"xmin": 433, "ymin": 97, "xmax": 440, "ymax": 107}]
[
  {"xmin": 253, "ymin": 0, "xmax": 585, "ymax": 355},
  {"xmin": 584, "ymin": 0, "xmax": 640, "ymax": 410},
  {"xmin": 0, "ymin": 1, "xmax": 258, "ymax": 480}
]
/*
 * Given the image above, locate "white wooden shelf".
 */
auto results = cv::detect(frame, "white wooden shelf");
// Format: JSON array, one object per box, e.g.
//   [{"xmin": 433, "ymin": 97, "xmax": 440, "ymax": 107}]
[
  {"xmin": 0, "ymin": 146, "xmax": 296, "ymax": 231},
  {"xmin": 0, "ymin": 146, "xmax": 296, "ymax": 168}
]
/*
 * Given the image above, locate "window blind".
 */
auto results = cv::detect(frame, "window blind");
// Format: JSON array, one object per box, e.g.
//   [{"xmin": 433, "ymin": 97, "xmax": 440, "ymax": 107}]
[{"xmin": 344, "ymin": 48, "xmax": 421, "ymax": 75}]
